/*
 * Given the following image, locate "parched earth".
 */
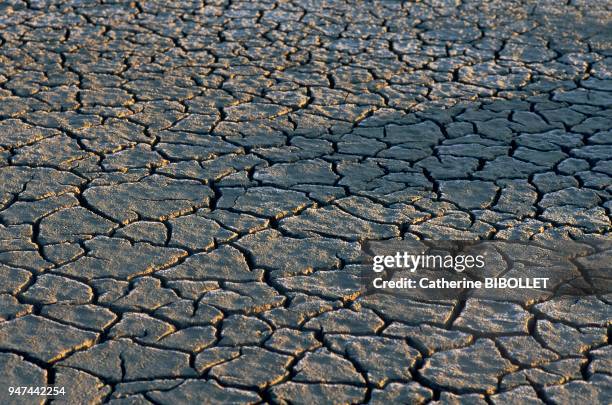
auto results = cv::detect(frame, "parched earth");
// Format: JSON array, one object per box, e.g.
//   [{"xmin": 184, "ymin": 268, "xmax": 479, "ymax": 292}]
[{"xmin": 0, "ymin": 0, "xmax": 611, "ymax": 404}]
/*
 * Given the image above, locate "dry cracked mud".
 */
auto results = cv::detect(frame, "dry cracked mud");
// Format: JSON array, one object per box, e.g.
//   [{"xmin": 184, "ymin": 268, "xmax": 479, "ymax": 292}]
[{"xmin": 0, "ymin": 0, "xmax": 610, "ymax": 404}]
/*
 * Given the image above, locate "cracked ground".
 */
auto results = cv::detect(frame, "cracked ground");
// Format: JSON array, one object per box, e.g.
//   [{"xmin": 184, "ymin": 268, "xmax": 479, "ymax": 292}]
[{"xmin": 0, "ymin": 0, "xmax": 611, "ymax": 404}]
